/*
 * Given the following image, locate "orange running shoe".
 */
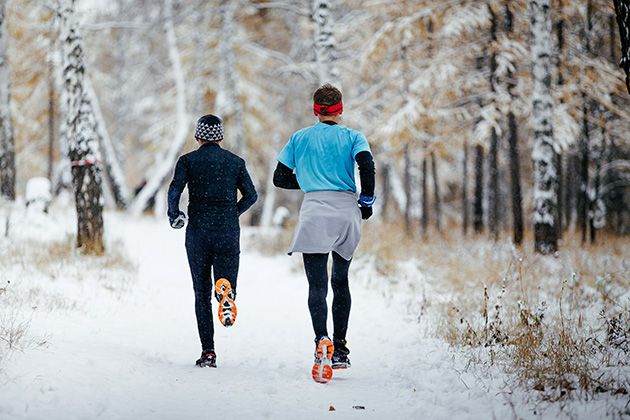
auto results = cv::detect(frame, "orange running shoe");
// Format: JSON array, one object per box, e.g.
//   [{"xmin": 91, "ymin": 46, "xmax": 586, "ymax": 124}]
[
  {"xmin": 215, "ymin": 278, "xmax": 237, "ymax": 327},
  {"xmin": 311, "ymin": 336, "xmax": 334, "ymax": 384}
]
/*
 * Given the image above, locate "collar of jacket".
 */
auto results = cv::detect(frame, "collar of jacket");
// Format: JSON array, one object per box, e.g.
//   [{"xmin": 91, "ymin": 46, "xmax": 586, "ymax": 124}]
[
  {"xmin": 320, "ymin": 120, "xmax": 338, "ymax": 125},
  {"xmin": 199, "ymin": 141, "xmax": 221, "ymax": 148}
]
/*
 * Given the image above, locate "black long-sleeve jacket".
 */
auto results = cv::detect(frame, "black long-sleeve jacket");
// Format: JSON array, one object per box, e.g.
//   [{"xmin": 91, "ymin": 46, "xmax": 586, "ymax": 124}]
[{"xmin": 167, "ymin": 142, "xmax": 257, "ymax": 230}]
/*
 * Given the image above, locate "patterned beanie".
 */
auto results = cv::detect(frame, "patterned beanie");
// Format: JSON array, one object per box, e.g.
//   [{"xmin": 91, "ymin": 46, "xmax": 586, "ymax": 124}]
[{"xmin": 195, "ymin": 114, "xmax": 224, "ymax": 142}]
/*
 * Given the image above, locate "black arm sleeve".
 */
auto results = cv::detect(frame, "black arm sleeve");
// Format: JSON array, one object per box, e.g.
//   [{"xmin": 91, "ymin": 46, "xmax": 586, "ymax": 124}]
[
  {"xmin": 167, "ymin": 157, "xmax": 187, "ymax": 219},
  {"xmin": 355, "ymin": 151, "xmax": 375, "ymax": 197},
  {"xmin": 273, "ymin": 162, "xmax": 301, "ymax": 190},
  {"xmin": 236, "ymin": 160, "xmax": 258, "ymax": 215}
]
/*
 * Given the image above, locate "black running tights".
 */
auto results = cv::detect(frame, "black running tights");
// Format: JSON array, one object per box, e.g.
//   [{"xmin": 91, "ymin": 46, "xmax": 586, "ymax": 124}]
[{"xmin": 302, "ymin": 252, "xmax": 352, "ymax": 341}]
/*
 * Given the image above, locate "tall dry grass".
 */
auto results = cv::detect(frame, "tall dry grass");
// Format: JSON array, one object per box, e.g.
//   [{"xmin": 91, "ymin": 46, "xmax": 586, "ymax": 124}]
[{"xmin": 361, "ymin": 221, "xmax": 629, "ymax": 404}]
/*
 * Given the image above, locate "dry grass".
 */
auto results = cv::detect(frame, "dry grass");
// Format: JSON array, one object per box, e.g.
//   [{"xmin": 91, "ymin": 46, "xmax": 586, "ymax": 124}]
[
  {"xmin": 0, "ymin": 233, "xmax": 137, "ymax": 368},
  {"xmin": 359, "ymin": 221, "xmax": 629, "ymax": 405}
]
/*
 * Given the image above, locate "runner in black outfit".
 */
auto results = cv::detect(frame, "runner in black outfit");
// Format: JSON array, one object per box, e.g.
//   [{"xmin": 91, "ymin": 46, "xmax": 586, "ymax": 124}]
[{"xmin": 167, "ymin": 114, "xmax": 257, "ymax": 368}]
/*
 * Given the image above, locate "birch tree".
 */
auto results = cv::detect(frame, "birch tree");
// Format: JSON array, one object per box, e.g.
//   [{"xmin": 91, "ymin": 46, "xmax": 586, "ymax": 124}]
[
  {"xmin": 59, "ymin": 0, "xmax": 104, "ymax": 254},
  {"xmin": 129, "ymin": 0, "xmax": 189, "ymax": 215},
  {"xmin": 529, "ymin": 0, "xmax": 558, "ymax": 254},
  {"xmin": 86, "ymin": 77, "xmax": 129, "ymax": 209},
  {"xmin": 216, "ymin": 0, "xmax": 246, "ymax": 158},
  {"xmin": 312, "ymin": 0, "xmax": 339, "ymax": 84},
  {"xmin": 0, "ymin": 0, "xmax": 15, "ymax": 201}
]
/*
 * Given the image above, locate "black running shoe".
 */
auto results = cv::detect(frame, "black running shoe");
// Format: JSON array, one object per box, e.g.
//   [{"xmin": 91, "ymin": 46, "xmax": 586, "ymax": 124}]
[
  {"xmin": 331, "ymin": 338, "xmax": 351, "ymax": 369},
  {"xmin": 195, "ymin": 350, "xmax": 217, "ymax": 368}
]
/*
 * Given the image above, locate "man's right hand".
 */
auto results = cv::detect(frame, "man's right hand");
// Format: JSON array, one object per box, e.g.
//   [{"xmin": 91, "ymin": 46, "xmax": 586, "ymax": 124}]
[
  {"xmin": 359, "ymin": 206, "xmax": 373, "ymax": 220},
  {"xmin": 169, "ymin": 211, "xmax": 186, "ymax": 229}
]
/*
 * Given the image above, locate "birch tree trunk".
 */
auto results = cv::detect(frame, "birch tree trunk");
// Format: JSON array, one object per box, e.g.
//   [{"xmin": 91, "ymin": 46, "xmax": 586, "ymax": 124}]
[
  {"xmin": 216, "ymin": 0, "xmax": 246, "ymax": 159},
  {"xmin": 59, "ymin": 0, "xmax": 104, "ymax": 254},
  {"xmin": 0, "ymin": 1, "xmax": 15, "ymax": 201},
  {"xmin": 129, "ymin": 0, "xmax": 189, "ymax": 215},
  {"xmin": 529, "ymin": 0, "xmax": 558, "ymax": 254},
  {"xmin": 85, "ymin": 77, "xmax": 129, "ymax": 209},
  {"xmin": 613, "ymin": 0, "xmax": 630, "ymax": 92},
  {"xmin": 312, "ymin": 0, "xmax": 339, "ymax": 85}
]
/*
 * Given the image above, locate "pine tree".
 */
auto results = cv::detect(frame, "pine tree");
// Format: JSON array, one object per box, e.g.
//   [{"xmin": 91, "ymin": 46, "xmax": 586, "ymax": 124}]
[
  {"xmin": 529, "ymin": 0, "xmax": 558, "ymax": 254},
  {"xmin": 0, "ymin": 1, "xmax": 15, "ymax": 201},
  {"xmin": 58, "ymin": 0, "xmax": 104, "ymax": 254}
]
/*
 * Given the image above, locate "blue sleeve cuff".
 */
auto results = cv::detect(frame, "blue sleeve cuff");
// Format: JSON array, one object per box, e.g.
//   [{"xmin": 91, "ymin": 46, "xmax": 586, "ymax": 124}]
[{"xmin": 359, "ymin": 194, "xmax": 376, "ymax": 208}]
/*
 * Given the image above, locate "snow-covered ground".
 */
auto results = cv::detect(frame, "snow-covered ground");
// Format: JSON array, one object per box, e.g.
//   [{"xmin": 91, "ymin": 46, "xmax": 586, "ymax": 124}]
[{"xmin": 0, "ymin": 210, "xmax": 624, "ymax": 419}]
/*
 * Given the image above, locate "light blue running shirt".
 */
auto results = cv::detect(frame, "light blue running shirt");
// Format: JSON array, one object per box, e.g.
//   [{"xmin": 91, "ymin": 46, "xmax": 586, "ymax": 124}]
[{"xmin": 277, "ymin": 122, "xmax": 372, "ymax": 193}]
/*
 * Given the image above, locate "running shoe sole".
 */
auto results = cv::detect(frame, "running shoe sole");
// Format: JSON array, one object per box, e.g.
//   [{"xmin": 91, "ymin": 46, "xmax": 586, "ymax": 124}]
[
  {"xmin": 215, "ymin": 278, "xmax": 237, "ymax": 327},
  {"xmin": 312, "ymin": 337, "xmax": 334, "ymax": 383}
]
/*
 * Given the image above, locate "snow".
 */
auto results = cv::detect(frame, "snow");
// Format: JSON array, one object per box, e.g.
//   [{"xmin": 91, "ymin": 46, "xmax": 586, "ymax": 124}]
[
  {"xmin": 1, "ymin": 209, "xmax": 627, "ymax": 419},
  {"xmin": 0, "ymin": 212, "xmax": 483, "ymax": 419}
]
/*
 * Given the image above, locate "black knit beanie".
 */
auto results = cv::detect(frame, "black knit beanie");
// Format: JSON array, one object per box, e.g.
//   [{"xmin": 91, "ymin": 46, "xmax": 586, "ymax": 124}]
[{"xmin": 195, "ymin": 114, "xmax": 224, "ymax": 142}]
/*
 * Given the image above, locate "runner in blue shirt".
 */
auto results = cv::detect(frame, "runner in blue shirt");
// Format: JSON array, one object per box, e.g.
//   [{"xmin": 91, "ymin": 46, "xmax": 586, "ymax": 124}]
[{"xmin": 273, "ymin": 84, "xmax": 376, "ymax": 383}]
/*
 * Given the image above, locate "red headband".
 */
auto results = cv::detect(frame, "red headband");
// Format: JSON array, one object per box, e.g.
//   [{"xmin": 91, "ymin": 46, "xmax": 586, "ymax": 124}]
[{"xmin": 313, "ymin": 101, "xmax": 343, "ymax": 116}]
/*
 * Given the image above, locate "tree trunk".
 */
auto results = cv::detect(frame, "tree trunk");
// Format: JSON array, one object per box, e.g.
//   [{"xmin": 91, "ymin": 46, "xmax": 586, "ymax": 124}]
[
  {"xmin": 488, "ymin": 128, "xmax": 499, "ymax": 241},
  {"xmin": 462, "ymin": 139, "xmax": 469, "ymax": 235},
  {"xmin": 85, "ymin": 77, "xmax": 129, "ymax": 209},
  {"xmin": 216, "ymin": 0, "xmax": 246, "ymax": 159},
  {"xmin": 613, "ymin": 0, "xmax": 630, "ymax": 92},
  {"xmin": 381, "ymin": 161, "xmax": 390, "ymax": 218},
  {"xmin": 504, "ymin": 2, "xmax": 524, "ymax": 245},
  {"xmin": 564, "ymin": 152, "xmax": 577, "ymax": 228},
  {"xmin": 507, "ymin": 112, "xmax": 524, "ymax": 245},
  {"xmin": 130, "ymin": 0, "xmax": 189, "ymax": 215},
  {"xmin": 48, "ymin": 54, "xmax": 55, "ymax": 183},
  {"xmin": 59, "ymin": 0, "xmax": 104, "ymax": 254},
  {"xmin": 421, "ymin": 154, "xmax": 428, "ymax": 237},
  {"xmin": 0, "ymin": 2, "xmax": 15, "ymax": 201},
  {"xmin": 312, "ymin": 0, "xmax": 339, "ymax": 85},
  {"xmin": 403, "ymin": 143, "xmax": 412, "ymax": 235},
  {"xmin": 487, "ymin": 4, "xmax": 499, "ymax": 241},
  {"xmin": 431, "ymin": 150, "xmax": 441, "ymax": 233},
  {"xmin": 556, "ymin": 152, "xmax": 563, "ymax": 237},
  {"xmin": 473, "ymin": 144, "xmax": 484, "ymax": 233},
  {"xmin": 529, "ymin": 0, "xmax": 558, "ymax": 254}
]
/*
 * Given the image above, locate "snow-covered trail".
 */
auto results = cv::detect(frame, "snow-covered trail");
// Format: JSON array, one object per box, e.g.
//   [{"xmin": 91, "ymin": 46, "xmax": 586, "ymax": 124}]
[{"xmin": 0, "ymin": 217, "xmax": 502, "ymax": 420}]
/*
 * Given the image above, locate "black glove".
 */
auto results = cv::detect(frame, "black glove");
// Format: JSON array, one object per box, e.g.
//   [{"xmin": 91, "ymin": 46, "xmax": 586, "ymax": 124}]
[
  {"xmin": 358, "ymin": 194, "xmax": 375, "ymax": 220},
  {"xmin": 359, "ymin": 206, "xmax": 373, "ymax": 220},
  {"xmin": 169, "ymin": 211, "xmax": 186, "ymax": 229}
]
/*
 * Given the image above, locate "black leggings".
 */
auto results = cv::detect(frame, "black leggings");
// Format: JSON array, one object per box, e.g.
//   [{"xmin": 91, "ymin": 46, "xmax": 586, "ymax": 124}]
[
  {"xmin": 186, "ymin": 227, "xmax": 240, "ymax": 352},
  {"xmin": 302, "ymin": 252, "xmax": 352, "ymax": 341}
]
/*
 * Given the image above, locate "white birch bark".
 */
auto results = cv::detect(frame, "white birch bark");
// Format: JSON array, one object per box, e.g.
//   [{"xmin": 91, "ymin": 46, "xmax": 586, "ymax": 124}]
[
  {"xmin": 59, "ymin": 0, "xmax": 105, "ymax": 253},
  {"xmin": 129, "ymin": 0, "xmax": 189, "ymax": 215},
  {"xmin": 0, "ymin": 0, "xmax": 15, "ymax": 200},
  {"xmin": 312, "ymin": 0, "xmax": 339, "ymax": 85},
  {"xmin": 529, "ymin": 0, "xmax": 558, "ymax": 254},
  {"xmin": 216, "ymin": 0, "xmax": 246, "ymax": 159},
  {"xmin": 85, "ymin": 76, "xmax": 130, "ymax": 209}
]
